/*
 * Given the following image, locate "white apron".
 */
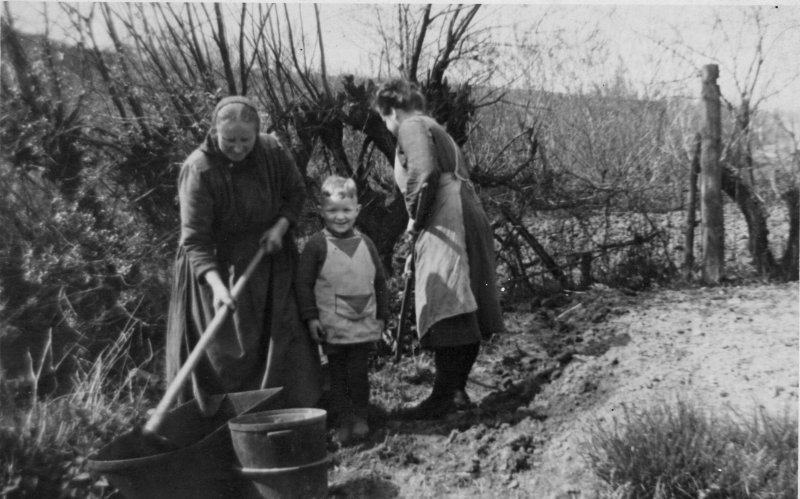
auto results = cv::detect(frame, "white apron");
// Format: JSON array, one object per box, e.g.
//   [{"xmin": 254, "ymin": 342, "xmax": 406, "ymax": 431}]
[{"xmin": 314, "ymin": 229, "xmax": 381, "ymax": 344}]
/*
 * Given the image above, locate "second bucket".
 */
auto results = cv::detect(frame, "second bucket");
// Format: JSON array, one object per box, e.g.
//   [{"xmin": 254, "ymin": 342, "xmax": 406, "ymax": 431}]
[{"xmin": 228, "ymin": 408, "xmax": 328, "ymax": 499}]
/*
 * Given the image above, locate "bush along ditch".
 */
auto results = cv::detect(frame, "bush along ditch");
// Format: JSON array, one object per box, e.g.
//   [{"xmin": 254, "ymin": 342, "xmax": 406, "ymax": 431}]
[{"xmin": 0, "ymin": 327, "xmax": 156, "ymax": 499}]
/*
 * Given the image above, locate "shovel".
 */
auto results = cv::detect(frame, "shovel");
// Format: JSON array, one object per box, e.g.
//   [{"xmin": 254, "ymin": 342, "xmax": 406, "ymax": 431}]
[
  {"xmin": 122, "ymin": 245, "xmax": 269, "ymax": 458},
  {"xmin": 394, "ymin": 253, "xmax": 415, "ymax": 363}
]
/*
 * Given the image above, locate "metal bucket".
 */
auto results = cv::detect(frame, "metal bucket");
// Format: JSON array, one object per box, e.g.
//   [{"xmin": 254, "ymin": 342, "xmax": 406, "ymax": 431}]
[
  {"xmin": 88, "ymin": 388, "xmax": 283, "ymax": 499},
  {"xmin": 238, "ymin": 457, "xmax": 329, "ymax": 499},
  {"xmin": 228, "ymin": 408, "xmax": 328, "ymax": 498}
]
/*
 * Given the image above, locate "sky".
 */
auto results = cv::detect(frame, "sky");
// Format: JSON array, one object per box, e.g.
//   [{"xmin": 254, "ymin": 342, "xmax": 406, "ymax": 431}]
[{"xmin": 3, "ymin": 2, "xmax": 799, "ymax": 117}]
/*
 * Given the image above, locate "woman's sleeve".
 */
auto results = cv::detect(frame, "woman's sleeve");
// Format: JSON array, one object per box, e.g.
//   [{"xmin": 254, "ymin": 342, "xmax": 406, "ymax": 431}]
[
  {"xmin": 273, "ymin": 137, "xmax": 306, "ymax": 227},
  {"xmin": 397, "ymin": 119, "xmax": 439, "ymax": 230},
  {"xmin": 178, "ymin": 160, "xmax": 218, "ymax": 280},
  {"xmin": 295, "ymin": 233, "xmax": 326, "ymax": 321},
  {"xmin": 363, "ymin": 234, "xmax": 390, "ymax": 322}
]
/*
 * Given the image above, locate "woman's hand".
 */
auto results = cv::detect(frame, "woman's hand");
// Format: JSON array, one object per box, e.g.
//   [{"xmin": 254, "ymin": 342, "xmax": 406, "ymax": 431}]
[
  {"xmin": 307, "ymin": 319, "xmax": 326, "ymax": 344},
  {"xmin": 403, "ymin": 253, "xmax": 414, "ymax": 276},
  {"xmin": 405, "ymin": 218, "xmax": 417, "ymax": 235},
  {"xmin": 399, "ymin": 218, "xmax": 419, "ymax": 261},
  {"xmin": 260, "ymin": 217, "xmax": 290, "ymax": 254},
  {"xmin": 401, "ymin": 219, "xmax": 418, "ymax": 248},
  {"xmin": 204, "ymin": 270, "xmax": 235, "ymax": 311}
]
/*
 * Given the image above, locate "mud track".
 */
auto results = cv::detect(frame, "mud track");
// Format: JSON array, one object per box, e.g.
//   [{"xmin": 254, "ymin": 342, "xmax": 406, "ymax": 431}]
[{"xmin": 327, "ymin": 282, "xmax": 799, "ymax": 498}]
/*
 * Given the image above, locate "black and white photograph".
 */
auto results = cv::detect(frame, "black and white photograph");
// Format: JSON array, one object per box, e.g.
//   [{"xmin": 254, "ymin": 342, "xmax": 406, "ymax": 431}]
[{"xmin": 1, "ymin": 2, "xmax": 798, "ymax": 498}]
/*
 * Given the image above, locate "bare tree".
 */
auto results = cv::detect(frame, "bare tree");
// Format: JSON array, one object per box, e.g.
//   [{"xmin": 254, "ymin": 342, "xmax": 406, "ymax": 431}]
[
  {"xmin": 370, "ymin": 4, "xmax": 499, "ymax": 144},
  {"xmin": 647, "ymin": 6, "xmax": 800, "ymax": 279}
]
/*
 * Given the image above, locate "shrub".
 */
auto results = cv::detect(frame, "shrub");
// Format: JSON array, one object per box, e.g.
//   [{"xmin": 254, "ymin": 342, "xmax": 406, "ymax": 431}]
[
  {"xmin": 584, "ymin": 399, "xmax": 798, "ymax": 498},
  {"xmin": 0, "ymin": 326, "xmax": 156, "ymax": 498},
  {"xmin": 0, "ymin": 161, "xmax": 172, "ymax": 387}
]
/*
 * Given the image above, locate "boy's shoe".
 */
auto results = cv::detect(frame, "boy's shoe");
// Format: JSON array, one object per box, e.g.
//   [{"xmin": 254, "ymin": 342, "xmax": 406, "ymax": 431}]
[
  {"xmin": 352, "ymin": 416, "xmax": 369, "ymax": 440},
  {"xmin": 453, "ymin": 389, "xmax": 473, "ymax": 410}
]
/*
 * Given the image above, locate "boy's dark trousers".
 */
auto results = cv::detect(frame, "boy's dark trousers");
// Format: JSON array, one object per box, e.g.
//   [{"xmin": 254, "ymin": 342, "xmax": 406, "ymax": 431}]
[{"xmin": 326, "ymin": 342, "xmax": 372, "ymax": 423}]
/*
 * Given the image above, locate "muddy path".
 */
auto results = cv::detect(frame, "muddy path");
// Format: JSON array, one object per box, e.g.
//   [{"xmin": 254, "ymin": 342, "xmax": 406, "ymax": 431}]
[{"xmin": 327, "ymin": 282, "xmax": 799, "ymax": 498}]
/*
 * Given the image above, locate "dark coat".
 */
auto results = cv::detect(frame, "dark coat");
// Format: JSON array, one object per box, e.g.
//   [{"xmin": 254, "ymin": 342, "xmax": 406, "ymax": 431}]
[{"xmin": 165, "ymin": 107, "xmax": 321, "ymax": 412}]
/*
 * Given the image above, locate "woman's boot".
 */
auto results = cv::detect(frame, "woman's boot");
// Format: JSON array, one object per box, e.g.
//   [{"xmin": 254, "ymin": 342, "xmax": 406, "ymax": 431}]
[
  {"xmin": 396, "ymin": 348, "xmax": 460, "ymax": 420},
  {"xmin": 453, "ymin": 342, "xmax": 479, "ymax": 410}
]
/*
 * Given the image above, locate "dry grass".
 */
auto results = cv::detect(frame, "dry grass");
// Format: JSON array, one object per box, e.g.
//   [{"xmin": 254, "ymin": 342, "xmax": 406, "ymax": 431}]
[
  {"xmin": 0, "ymin": 327, "xmax": 155, "ymax": 498},
  {"xmin": 583, "ymin": 399, "xmax": 798, "ymax": 499}
]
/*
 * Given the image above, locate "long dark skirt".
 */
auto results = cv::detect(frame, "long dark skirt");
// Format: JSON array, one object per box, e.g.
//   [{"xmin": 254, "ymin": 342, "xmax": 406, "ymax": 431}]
[{"xmin": 165, "ymin": 244, "xmax": 321, "ymax": 414}]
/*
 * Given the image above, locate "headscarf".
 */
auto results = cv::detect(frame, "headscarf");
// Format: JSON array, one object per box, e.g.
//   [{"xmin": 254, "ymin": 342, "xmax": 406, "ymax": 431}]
[{"xmin": 202, "ymin": 95, "xmax": 262, "ymax": 162}]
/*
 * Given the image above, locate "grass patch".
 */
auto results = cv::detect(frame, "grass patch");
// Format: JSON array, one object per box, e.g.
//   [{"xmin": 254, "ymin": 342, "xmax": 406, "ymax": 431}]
[
  {"xmin": 584, "ymin": 399, "xmax": 798, "ymax": 499},
  {"xmin": 1, "ymin": 328, "xmax": 155, "ymax": 498}
]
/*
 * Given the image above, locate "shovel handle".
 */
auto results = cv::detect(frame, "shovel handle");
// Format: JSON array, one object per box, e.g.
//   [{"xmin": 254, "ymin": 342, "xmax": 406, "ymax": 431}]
[
  {"xmin": 144, "ymin": 245, "xmax": 268, "ymax": 435},
  {"xmin": 393, "ymin": 182, "xmax": 427, "ymax": 363},
  {"xmin": 394, "ymin": 258, "xmax": 414, "ymax": 363}
]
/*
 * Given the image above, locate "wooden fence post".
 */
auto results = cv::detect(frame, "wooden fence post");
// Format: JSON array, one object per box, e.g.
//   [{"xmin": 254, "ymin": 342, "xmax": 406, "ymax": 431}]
[
  {"xmin": 700, "ymin": 64, "xmax": 724, "ymax": 284},
  {"xmin": 683, "ymin": 132, "xmax": 701, "ymax": 276}
]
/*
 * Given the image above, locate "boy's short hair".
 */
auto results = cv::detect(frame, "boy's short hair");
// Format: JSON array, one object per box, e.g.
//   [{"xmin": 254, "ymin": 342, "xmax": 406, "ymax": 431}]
[{"xmin": 320, "ymin": 175, "xmax": 358, "ymax": 202}]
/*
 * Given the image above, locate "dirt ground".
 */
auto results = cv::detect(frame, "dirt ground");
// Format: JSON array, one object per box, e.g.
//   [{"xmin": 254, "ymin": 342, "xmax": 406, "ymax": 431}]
[{"xmin": 327, "ymin": 281, "xmax": 799, "ymax": 498}]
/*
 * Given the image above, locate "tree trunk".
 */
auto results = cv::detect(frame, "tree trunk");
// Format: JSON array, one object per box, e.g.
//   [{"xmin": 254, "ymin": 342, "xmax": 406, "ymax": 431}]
[
  {"xmin": 720, "ymin": 165, "xmax": 776, "ymax": 275},
  {"xmin": 339, "ymin": 77, "xmax": 412, "ymax": 271},
  {"xmin": 726, "ymin": 95, "xmax": 782, "ymax": 278},
  {"xmin": 700, "ymin": 64, "xmax": 724, "ymax": 284},
  {"xmin": 735, "ymin": 98, "xmax": 757, "ymax": 188},
  {"xmin": 780, "ymin": 187, "xmax": 799, "ymax": 281}
]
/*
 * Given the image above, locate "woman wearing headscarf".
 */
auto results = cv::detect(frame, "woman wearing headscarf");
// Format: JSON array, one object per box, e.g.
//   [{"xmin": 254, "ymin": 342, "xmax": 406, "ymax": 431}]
[
  {"xmin": 165, "ymin": 96, "xmax": 321, "ymax": 413},
  {"xmin": 374, "ymin": 79, "xmax": 505, "ymax": 419}
]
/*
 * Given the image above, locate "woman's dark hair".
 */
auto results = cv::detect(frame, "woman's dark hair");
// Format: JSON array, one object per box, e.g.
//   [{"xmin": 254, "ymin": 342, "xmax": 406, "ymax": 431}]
[{"xmin": 373, "ymin": 79, "xmax": 426, "ymax": 116}]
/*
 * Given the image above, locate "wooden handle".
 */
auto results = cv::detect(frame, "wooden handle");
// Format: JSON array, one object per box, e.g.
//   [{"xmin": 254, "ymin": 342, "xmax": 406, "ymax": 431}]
[
  {"xmin": 394, "ymin": 259, "xmax": 414, "ymax": 363},
  {"xmin": 144, "ymin": 245, "xmax": 268, "ymax": 434}
]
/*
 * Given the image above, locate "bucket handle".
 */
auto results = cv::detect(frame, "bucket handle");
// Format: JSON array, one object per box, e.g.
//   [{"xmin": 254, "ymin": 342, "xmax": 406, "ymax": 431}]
[
  {"xmin": 267, "ymin": 429, "xmax": 295, "ymax": 441},
  {"xmin": 267, "ymin": 429, "xmax": 296, "ymax": 454}
]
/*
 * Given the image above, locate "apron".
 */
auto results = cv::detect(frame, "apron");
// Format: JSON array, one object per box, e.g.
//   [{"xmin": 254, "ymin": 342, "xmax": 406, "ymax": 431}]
[
  {"xmin": 314, "ymin": 229, "xmax": 381, "ymax": 344},
  {"xmin": 395, "ymin": 152, "xmax": 477, "ymax": 339}
]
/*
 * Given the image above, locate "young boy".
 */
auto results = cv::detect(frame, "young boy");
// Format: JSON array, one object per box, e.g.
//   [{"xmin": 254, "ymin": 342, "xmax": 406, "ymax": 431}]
[{"xmin": 296, "ymin": 175, "xmax": 389, "ymax": 444}]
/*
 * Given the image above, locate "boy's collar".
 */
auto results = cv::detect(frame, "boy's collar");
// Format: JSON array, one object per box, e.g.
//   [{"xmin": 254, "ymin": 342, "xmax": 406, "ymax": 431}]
[{"xmin": 324, "ymin": 227, "xmax": 356, "ymax": 239}]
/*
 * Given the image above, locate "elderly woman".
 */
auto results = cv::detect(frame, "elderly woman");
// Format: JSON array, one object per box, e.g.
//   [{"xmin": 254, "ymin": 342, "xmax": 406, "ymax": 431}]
[
  {"xmin": 375, "ymin": 79, "xmax": 505, "ymax": 419},
  {"xmin": 165, "ymin": 96, "xmax": 321, "ymax": 413}
]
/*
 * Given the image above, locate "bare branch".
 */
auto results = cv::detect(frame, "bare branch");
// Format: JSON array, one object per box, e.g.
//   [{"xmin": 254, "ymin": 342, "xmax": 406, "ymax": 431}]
[
  {"xmin": 212, "ymin": 3, "xmax": 237, "ymax": 95},
  {"xmin": 239, "ymin": 4, "xmax": 247, "ymax": 95},
  {"xmin": 282, "ymin": 4, "xmax": 318, "ymax": 101},
  {"xmin": 314, "ymin": 4, "xmax": 332, "ymax": 97},
  {"xmin": 100, "ymin": 4, "xmax": 150, "ymax": 138},
  {"xmin": 408, "ymin": 4, "xmax": 432, "ymax": 82}
]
